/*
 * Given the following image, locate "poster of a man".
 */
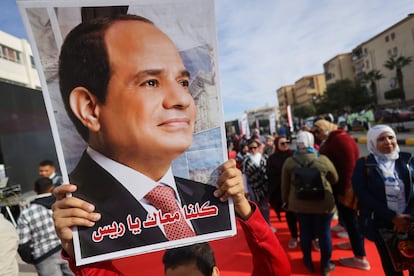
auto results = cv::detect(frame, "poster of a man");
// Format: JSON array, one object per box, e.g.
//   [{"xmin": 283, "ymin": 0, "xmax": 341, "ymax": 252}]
[{"xmin": 17, "ymin": 0, "xmax": 235, "ymax": 266}]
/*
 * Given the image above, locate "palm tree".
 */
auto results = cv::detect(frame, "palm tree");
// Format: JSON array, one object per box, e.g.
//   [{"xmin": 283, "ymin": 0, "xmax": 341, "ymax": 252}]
[
  {"xmin": 362, "ymin": 69, "xmax": 384, "ymax": 104},
  {"xmin": 384, "ymin": 55, "xmax": 413, "ymax": 100}
]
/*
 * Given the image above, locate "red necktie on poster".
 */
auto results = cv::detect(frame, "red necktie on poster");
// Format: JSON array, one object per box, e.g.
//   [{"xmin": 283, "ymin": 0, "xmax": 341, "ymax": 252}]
[{"xmin": 144, "ymin": 185, "xmax": 195, "ymax": 240}]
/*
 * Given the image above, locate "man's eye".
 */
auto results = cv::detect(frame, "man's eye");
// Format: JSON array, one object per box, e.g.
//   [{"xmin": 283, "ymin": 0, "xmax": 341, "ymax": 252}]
[
  {"xmin": 180, "ymin": 80, "xmax": 189, "ymax": 87},
  {"xmin": 144, "ymin": 79, "xmax": 159, "ymax": 87}
]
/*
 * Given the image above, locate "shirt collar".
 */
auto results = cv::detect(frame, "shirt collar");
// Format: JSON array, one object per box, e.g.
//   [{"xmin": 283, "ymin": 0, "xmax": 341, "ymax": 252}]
[
  {"xmin": 86, "ymin": 147, "xmax": 177, "ymax": 200},
  {"xmin": 35, "ymin": 193, "xmax": 52, "ymax": 199}
]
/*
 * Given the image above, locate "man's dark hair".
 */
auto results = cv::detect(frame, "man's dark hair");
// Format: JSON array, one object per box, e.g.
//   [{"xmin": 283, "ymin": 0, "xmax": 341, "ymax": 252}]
[
  {"xmin": 162, "ymin": 243, "xmax": 216, "ymax": 276},
  {"xmin": 39, "ymin": 159, "xmax": 55, "ymax": 167},
  {"xmin": 34, "ymin": 177, "xmax": 53, "ymax": 194},
  {"xmin": 58, "ymin": 14, "xmax": 153, "ymax": 141}
]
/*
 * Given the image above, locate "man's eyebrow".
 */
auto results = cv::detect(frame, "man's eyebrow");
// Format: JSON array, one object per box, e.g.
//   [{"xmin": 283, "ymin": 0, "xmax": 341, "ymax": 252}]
[
  {"xmin": 180, "ymin": 70, "xmax": 190, "ymax": 78},
  {"xmin": 133, "ymin": 69, "xmax": 190, "ymax": 80}
]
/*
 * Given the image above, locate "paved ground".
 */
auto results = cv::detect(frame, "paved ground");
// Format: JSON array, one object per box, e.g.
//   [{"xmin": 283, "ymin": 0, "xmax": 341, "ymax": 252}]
[{"xmin": 17, "ymin": 256, "xmax": 37, "ymax": 276}]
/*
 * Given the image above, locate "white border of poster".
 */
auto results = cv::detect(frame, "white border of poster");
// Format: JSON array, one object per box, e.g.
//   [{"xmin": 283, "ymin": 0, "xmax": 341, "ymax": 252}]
[{"xmin": 17, "ymin": 0, "xmax": 235, "ymax": 266}]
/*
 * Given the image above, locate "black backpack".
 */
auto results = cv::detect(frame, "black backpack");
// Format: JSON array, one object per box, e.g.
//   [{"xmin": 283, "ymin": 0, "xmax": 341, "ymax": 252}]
[{"xmin": 292, "ymin": 156, "xmax": 325, "ymax": 200}]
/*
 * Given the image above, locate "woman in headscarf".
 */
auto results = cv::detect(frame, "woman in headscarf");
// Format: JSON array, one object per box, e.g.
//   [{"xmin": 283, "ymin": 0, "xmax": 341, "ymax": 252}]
[
  {"xmin": 352, "ymin": 124, "xmax": 414, "ymax": 276},
  {"xmin": 266, "ymin": 136, "xmax": 297, "ymax": 247},
  {"xmin": 281, "ymin": 131, "xmax": 338, "ymax": 275}
]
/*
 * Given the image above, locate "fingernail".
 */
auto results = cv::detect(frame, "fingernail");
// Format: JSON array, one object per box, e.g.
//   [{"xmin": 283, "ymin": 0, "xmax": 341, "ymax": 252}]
[
  {"xmin": 92, "ymin": 213, "xmax": 101, "ymax": 221},
  {"xmin": 87, "ymin": 204, "xmax": 95, "ymax": 212}
]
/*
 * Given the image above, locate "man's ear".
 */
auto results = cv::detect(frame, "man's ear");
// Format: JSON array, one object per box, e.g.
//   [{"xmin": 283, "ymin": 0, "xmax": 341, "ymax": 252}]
[{"xmin": 69, "ymin": 87, "xmax": 100, "ymax": 132}]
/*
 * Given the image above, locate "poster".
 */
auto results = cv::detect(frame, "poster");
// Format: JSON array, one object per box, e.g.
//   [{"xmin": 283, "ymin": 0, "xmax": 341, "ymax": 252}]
[{"xmin": 16, "ymin": 0, "xmax": 235, "ymax": 265}]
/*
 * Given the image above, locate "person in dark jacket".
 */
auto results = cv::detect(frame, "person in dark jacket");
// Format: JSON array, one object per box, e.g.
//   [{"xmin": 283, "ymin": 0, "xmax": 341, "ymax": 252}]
[
  {"xmin": 352, "ymin": 124, "xmax": 414, "ymax": 276},
  {"xmin": 266, "ymin": 136, "xmax": 298, "ymax": 248}
]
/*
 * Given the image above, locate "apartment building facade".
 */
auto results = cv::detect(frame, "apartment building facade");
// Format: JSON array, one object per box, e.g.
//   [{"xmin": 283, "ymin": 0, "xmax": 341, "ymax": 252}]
[
  {"xmin": 0, "ymin": 30, "xmax": 40, "ymax": 89},
  {"xmin": 276, "ymin": 84, "xmax": 295, "ymax": 119},
  {"xmin": 323, "ymin": 53, "xmax": 354, "ymax": 86},
  {"xmin": 293, "ymin": 73, "xmax": 327, "ymax": 106},
  {"xmin": 351, "ymin": 13, "xmax": 414, "ymax": 106}
]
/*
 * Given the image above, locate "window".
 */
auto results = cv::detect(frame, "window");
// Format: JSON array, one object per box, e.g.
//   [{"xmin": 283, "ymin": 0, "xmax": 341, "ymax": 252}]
[
  {"xmin": 0, "ymin": 44, "xmax": 22, "ymax": 64},
  {"xmin": 393, "ymin": 47, "xmax": 398, "ymax": 56},
  {"xmin": 385, "ymin": 35, "xmax": 389, "ymax": 42},
  {"xmin": 391, "ymin": 32, "xmax": 396, "ymax": 40},
  {"xmin": 366, "ymin": 60, "xmax": 370, "ymax": 70},
  {"xmin": 30, "ymin": 56, "xmax": 36, "ymax": 68},
  {"xmin": 364, "ymin": 48, "xmax": 368, "ymax": 55}
]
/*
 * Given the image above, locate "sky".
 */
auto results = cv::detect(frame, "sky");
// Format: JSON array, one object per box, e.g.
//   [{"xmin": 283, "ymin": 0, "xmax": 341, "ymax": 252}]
[{"xmin": 1, "ymin": 1, "xmax": 414, "ymax": 122}]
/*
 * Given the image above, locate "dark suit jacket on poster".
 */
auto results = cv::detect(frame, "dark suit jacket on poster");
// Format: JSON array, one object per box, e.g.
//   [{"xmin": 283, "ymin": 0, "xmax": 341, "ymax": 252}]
[{"xmin": 70, "ymin": 152, "xmax": 232, "ymax": 258}]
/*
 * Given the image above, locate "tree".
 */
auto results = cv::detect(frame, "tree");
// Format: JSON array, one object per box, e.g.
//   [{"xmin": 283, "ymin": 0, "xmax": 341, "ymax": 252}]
[
  {"xmin": 362, "ymin": 69, "xmax": 384, "ymax": 104},
  {"xmin": 384, "ymin": 55, "xmax": 412, "ymax": 101},
  {"xmin": 293, "ymin": 104, "xmax": 316, "ymax": 119},
  {"xmin": 315, "ymin": 79, "xmax": 370, "ymax": 115}
]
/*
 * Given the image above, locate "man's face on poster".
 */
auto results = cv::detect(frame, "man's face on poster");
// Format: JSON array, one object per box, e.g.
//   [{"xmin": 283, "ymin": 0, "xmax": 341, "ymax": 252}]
[{"xmin": 90, "ymin": 20, "xmax": 196, "ymax": 165}]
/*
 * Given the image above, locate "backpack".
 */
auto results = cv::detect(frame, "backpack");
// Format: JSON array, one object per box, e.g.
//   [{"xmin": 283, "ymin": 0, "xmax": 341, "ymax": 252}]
[{"xmin": 292, "ymin": 156, "xmax": 325, "ymax": 200}]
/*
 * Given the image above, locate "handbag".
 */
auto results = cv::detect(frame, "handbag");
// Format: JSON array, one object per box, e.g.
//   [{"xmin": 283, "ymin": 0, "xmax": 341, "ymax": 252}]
[{"xmin": 379, "ymin": 228, "xmax": 414, "ymax": 271}]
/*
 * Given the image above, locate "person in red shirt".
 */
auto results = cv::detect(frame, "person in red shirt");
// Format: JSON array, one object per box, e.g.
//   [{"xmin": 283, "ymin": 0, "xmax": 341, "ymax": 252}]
[{"xmin": 52, "ymin": 159, "xmax": 291, "ymax": 276}]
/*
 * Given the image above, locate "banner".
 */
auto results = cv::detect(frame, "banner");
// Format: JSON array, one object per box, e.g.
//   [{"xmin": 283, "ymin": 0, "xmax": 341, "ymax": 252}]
[{"xmin": 17, "ymin": 0, "xmax": 235, "ymax": 265}]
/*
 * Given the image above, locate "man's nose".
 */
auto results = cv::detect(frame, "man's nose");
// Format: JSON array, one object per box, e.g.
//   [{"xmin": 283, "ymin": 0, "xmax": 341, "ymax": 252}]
[{"xmin": 163, "ymin": 83, "xmax": 192, "ymax": 109}]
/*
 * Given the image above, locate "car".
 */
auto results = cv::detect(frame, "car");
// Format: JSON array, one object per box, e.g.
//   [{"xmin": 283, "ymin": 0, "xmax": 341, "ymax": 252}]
[
  {"xmin": 375, "ymin": 109, "xmax": 398, "ymax": 123},
  {"xmin": 398, "ymin": 107, "xmax": 414, "ymax": 121}
]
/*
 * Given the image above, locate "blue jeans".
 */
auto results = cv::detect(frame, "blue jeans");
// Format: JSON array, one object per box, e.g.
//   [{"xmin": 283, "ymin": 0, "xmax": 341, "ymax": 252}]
[
  {"xmin": 286, "ymin": 211, "xmax": 298, "ymax": 239},
  {"xmin": 337, "ymin": 202, "xmax": 366, "ymax": 257},
  {"xmin": 296, "ymin": 213, "xmax": 334, "ymax": 269}
]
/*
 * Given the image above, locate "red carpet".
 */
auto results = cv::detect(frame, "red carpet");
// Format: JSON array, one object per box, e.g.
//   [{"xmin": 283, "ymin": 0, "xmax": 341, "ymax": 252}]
[{"xmin": 112, "ymin": 209, "xmax": 409, "ymax": 275}]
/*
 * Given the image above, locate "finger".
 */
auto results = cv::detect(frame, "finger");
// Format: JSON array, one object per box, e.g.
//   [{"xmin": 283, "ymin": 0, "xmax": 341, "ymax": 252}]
[
  {"xmin": 217, "ymin": 166, "xmax": 241, "ymax": 187},
  {"xmin": 53, "ymin": 208, "xmax": 101, "ymax": 242},
  {"xmin": 54, "ymin": 184, "xmax": 77, "ymax": 200},
  {"xmin": 53, "ymin": 196, "xmax": 95, "ymax": 213},
  {"xmin": 220, "ymin": 159, "xmax": 236, "ymax": 171}
]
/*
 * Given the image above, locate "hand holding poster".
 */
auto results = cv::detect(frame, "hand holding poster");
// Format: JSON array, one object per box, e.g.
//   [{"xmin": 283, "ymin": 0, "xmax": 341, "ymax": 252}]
[{"xmin": 16, "ymin": 0, "xmax": 235, "ymax": 266}]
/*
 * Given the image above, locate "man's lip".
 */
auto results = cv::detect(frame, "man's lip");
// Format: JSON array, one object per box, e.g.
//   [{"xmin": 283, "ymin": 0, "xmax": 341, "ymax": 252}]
[{"xmin": 158, "ymin": 118, "xmax": 191, "ymax": 126}]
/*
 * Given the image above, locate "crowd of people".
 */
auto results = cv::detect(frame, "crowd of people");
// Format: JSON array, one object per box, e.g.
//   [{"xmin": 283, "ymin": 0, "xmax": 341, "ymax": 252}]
[{"xmin": 228, "ymin": 121, "xmax": 414, "ymax": 276}]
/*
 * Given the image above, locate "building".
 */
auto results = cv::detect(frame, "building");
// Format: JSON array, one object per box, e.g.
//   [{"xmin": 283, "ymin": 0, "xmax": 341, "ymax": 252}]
[
  {"xmin": 0, "ymin": 30, "xmax": 40, "ymax": 89},
  {"xmin": 245, "ymin": 105, "xmax": 279, "ymax": 135},
  {"xmin": 293, "ymin": 73, "xmax": 327, "ymax": 107},
  {"xmin": 351, "ymin": 13, "xmax": 414, "ymax": 106},
  {"xmin": 276, "ymin": 84, "xmax": 295, "ymax": 119},
  {"xmin": 0, "ymin": 30, "xmax": 58, "ymax": 194},
  {"xmin": 323, "ymin": 53, "xmax": 354, "ymax": 86}
]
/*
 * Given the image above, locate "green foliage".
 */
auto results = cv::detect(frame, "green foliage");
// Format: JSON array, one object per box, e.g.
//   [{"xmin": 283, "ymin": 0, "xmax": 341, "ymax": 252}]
[
  {"xmin": 293, "ymin": 104, "xmax": 316, "ymax": 118},
  {"xmin": 384, "ymin": 55, "xmax": 412, "ymax": 100},
  {"xmin": 384, "ymin": 88, "xmax": 404, "ymax": 100},
  {"xmin": 314, "ymin": 79, "xmax": 370, "ymax": 114},
  {"xmin": 384, "ymin": 55, "xmax": 413, "ymax": 71}
]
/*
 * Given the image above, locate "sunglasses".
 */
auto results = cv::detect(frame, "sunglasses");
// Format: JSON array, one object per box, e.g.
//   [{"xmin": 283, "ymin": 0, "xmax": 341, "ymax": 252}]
[
  {"xmin": 249, "ymin": 146, "xmax": 258, "ymax": 150},
  {"xmin": 279, "ymin": 142, "xmax": 288, "ymax": 145}
]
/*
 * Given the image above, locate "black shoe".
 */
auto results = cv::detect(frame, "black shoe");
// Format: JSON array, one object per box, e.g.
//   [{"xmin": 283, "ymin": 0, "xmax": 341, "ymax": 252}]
[
  {"xmin": 302, "ymin": 257, "xmax": 315, "ymax": 273},
  {"xmin": 321, "ymin": 261, "xmax": 335, "ymax": 276}
]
